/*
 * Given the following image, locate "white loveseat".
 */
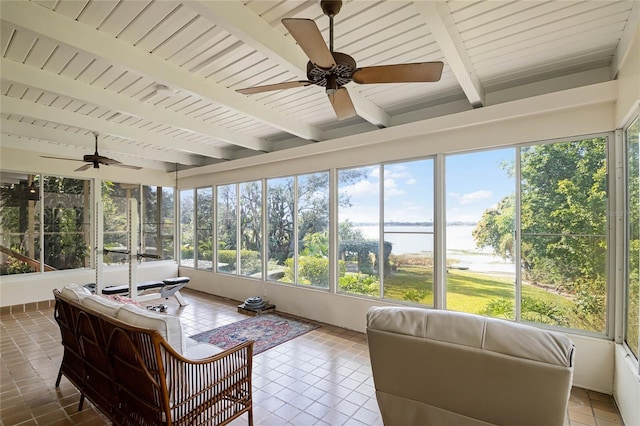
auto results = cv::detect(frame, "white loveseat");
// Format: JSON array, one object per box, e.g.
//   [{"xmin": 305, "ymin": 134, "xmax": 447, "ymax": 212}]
[{"xmin": 366, "ymin": 306, "xmax": 575, "ymax": 426}]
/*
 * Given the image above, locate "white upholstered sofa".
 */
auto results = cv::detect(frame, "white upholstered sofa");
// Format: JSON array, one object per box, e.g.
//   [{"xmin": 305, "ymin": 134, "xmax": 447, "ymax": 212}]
[{"xmin": 366, "ymin": 306, "xmax": 575, "ymax": 426}]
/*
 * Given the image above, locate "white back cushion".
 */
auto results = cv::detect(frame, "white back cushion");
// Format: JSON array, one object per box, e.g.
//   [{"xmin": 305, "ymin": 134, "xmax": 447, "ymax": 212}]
[
  {"xmin": 81, "ymin": 295, "xmax": 122, "ymax": 317},
  {"xmin": 60, "ymin": 284, "xmax": 91, "ymax": 302},
  {"xmin": 116, "ymin": 304, "xmax": 185, "ymax": 355}
]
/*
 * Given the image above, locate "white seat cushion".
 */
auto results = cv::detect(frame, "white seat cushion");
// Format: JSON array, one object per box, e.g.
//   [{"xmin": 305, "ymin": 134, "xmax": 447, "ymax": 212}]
[
  {"xmin": 185, "ymin": 338, "xmax": 224, "ymax": 359},
  {"xmin": 116, "ymin": 304, "xmax": 185, "ymax": 355}
]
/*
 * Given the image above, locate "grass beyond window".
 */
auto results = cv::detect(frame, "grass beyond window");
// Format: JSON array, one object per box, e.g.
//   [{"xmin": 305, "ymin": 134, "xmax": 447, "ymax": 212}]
[{"xmin": 384, "ymin": 266, "xmax": 577, "ymax": 326}]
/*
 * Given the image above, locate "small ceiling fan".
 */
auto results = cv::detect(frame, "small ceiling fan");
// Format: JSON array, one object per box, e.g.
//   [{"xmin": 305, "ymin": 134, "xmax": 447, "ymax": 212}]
[
  {"xmin": 236, "ymin": 0, "xmax": 444, "ymax": 120},
  {"xmin": 41, "ymin": 132, "xmax": 142, "ymax": 172}
]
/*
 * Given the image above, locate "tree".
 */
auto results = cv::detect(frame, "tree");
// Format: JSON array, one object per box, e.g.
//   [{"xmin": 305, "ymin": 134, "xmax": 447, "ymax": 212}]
[
  {"xmin": 472, "ymin": 138, "xmax": 608, "ymax": 331},
  {"xmin": 266, "ymin": 178, "xmax": 294, "ymax": 264},
  {"xmin": 472, "ymin": 195, "xmax": 514, "ymax": 260}
]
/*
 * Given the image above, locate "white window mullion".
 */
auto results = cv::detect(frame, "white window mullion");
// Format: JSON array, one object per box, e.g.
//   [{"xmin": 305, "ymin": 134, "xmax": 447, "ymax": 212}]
[
  {"xmin": 379, "ymin": 165, "xmax": 384, "ymax": 299},
  {"xmin": 434, "ymin": 154, "xmax": 446, "ymax": 310},
  {"xmin": 515, "ymin": 148, "xmax": 522, "ymax": 322}
]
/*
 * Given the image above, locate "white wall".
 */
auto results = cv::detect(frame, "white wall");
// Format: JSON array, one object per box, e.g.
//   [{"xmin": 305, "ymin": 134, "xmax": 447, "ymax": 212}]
[
  {"xmin": 1, "ymin": 261, "xmax": 178, "ymax": 306},
  {"xmin": 613, "ymin": 19, "xmax": 640, "ymax": 426},
  {"xmin": 614, "ymin": 346, "xmax": 640, "ymax": 426}
]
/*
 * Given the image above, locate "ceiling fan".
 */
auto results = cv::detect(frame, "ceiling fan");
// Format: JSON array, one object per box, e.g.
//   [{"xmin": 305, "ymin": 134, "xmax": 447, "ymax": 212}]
[
  {"xmin": 236, "ymin": 0, "xmax": 444, "ymax": 120},
  {"xmin": 41, "ymin": 132, "xmax": 142, "ymax": 172}
]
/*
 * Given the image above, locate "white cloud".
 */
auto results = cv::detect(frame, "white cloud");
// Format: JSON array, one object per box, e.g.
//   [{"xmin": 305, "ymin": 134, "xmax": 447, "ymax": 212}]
[
  {"xmin": 451, "ymin": 190, "xmax": 493, "ymax": 204},
  {"xmin": 342, "ymin": 179, "xmax": 378, "ymax": 197},
  {"xmin": 405, "ymin": 178, "xmax": 417, "ymax": 185}
]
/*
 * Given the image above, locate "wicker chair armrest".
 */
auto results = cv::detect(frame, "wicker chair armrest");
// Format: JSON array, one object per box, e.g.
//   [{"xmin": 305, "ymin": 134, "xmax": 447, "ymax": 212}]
[{"xmin": 161, "ymin": 340, "xmax": 254, "ymax": 425}]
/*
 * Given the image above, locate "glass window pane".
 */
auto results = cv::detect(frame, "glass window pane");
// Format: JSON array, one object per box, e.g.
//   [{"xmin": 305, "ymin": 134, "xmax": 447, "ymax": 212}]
[
  {"xmin": 180, "ymin": 190, "xmax": 194, "ymax": 267},
  {"xmin": 142, "ymin": 185, "xmax": 174, "ymax": 261},
  {"xmin": 626, "ymin": 117, "xmax": 639, "ymax": 357},
  {"xmin": 217, "ymin": 184, "xmax": 237, "ymax": 274},
  {"xmin": 102, "ymin": 182, "xmax": 140, "ymax": 265},
  {"xmin": 196, "ymin": 187, "xmax": 213, "ymax": 270},
  {"xmin": 446, "ymin": 149, "xmax": 517, "ymax": 319},
  {"xmin": 298, "ymin": 172, "xmax": 330, "ymax": 288},
  {"xmin": 240, "ymin": 181, "xmax": 262, "ymax": 277},
  {"xmin": 43, "ymin": 176, "xmax": 91, "ymax": 271},
  {"xmin": 266, "ymin": 177, "xmax": 294, "ymax": 282},
  {"xmin": 338, "ymin": 166, "xmax": 380, "ymax": 296},
  {"xmin": 0, "ymin": 173, "xmax": 40, "ymax": 274},
  {"xmin": 521, "ymin": 138, "xmax": 608, "ymax": 332},
  {"xmin": 383, "ymin": 160, "xmax": 434, "ymax": 305}
]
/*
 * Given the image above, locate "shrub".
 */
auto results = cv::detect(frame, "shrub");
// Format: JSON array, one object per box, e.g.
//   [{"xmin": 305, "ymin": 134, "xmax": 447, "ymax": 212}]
[
  {"xmin": 480, "ymin": 296, "xmax": 569, "ymax": 326},
  {"xmin": 339, "ymin": 273, "xmax": 380, "ymax": 297},
  {"xmin": 402, "ymin": 288, "xmax": 432, "ymax": 303}
]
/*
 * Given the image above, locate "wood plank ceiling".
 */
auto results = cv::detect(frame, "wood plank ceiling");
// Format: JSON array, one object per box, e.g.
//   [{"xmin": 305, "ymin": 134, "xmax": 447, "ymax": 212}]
[{"xmin": 0, "ymin": 0, "xmax": 637, "ymax": 171}]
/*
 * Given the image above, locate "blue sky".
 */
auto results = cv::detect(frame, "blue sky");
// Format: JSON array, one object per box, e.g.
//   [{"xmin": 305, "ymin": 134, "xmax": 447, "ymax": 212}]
[{"xmin": 339, "ymin": 149, "xmax": 515, "ymax": 224}]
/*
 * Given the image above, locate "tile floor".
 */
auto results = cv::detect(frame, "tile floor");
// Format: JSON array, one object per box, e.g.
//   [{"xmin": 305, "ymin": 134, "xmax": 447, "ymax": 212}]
[{"xmin": 0, "ymin": 288, "xmax": 625, "ymax": 426}]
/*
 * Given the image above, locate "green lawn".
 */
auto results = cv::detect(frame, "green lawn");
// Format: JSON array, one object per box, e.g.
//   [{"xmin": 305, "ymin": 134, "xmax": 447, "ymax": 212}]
[{"xmin": 383, "ymin": 265, "xmax": 576, "ymax": 323}]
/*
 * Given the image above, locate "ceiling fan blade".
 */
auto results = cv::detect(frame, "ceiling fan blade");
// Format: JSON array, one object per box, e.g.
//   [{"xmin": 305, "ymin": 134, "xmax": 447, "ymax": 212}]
[
  {"xmin": 74, "ymin": 164, "xmax": 92, "ymax": 172},
  {"xmin": 237, "ymin": 80, "xmax": 312, "ymax": 95},
  {"xmin": 328, "ymin": 88, "xmax": 357, "ymax": 120},
  {"xmin": 352, "ymin": 62, "xmax": 444, "ymax": 84},
  {"xmin": 40, "ymin": 155, "xmax": 84, "ymax": 162},
  {"xmin": 111, "ymin": 163, "xmax": 143, "ymax": 170},
  {"xmin": 99, "ymin": 157, "xmax": 122, "ymax": 165},
  {"xmin": 282, "ymin": 18, "xmax": 336, "ymax": 69}
]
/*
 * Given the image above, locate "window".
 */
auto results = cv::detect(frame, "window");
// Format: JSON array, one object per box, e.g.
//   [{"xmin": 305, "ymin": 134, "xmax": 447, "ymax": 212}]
[
  {"xmin": 239, "ymin": 181, "xmax": 262, "ymax": 277},
  {"xmin": 521, "ymin": 138, "xmax": 608, "ymax": 332},
  {"xmin": 446, "ymin": 149, "xmax": 516, "ymax": 318},
  {"xmin": 0, "ymin": 173, "xmax": 91, "ymax": 274},
  {"xmin": 217, "ymin": 184, "xmax": 237, "ymax": 274},
  {"xmin": 142, "ymin": 185, "xmax": 174, "ymax": 261},
  {"xmin": 625, "ymin": 116, "xmax": 639, "ymax": 358},
  {"xmin": 0, "ymin": 173, "xmax": 41, "ymax": 274},
  {"xmin": 383, "ymin": 160, "xmax": 434, "ymax": 304},
  {"xmin": 196, "ymin": 187, "xmax": 213, "ymax": 270},
  {"xmin": 266, "ymin": 172, "xmax": 330, "ymax": 288},
  {"xmin": 43, "ymin": 176, "xmax": 91, "ymax": 271},
  {"xmin": 338, "ymin": 166, "xmax": 380, "ymax": 297},
  {"xmin": 297, "ymin": 172, "xmax": 330, "ymax": 288},
  {"xmin": 444, "ymin": 138, "xmax": 608, "ymax": 332},
  {"xmin": 266, "ymin": 177, "xmax": 294, "ymax": 281},
  {"xmin": 336, "ymin": 161, "xmax": 435, "ymax": 299},
  {"xmin": 102, "ymin": 182, "xmax": 140, "ymax": 265},
  {"xmin": 179, "ymin": 189, "xmax": 195, "ymax": 267}
]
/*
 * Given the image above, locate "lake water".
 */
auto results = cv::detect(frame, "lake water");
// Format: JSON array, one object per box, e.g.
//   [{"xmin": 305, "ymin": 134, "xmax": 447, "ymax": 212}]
[{"xmin": 356, "ymin": 225, "xmax": 515, "ymax": 275}]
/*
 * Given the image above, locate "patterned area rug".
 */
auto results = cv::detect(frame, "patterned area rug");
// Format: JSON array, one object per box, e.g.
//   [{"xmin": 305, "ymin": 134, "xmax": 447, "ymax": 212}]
[{"xmin": 189, "ymin": 314, "xmax": 320, "ymax": 355}]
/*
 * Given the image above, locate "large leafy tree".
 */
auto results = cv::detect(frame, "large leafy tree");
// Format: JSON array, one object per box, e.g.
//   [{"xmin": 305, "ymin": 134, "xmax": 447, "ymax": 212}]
[{"xmin": 473, "ymin": 138, "xmax": 608, "ymax": 331}]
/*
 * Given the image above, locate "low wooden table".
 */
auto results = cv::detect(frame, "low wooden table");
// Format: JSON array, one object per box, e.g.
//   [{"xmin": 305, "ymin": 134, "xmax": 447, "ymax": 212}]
[{"xmin": 238, "ymin": 303, "xmax": 276, "ymax": 316}]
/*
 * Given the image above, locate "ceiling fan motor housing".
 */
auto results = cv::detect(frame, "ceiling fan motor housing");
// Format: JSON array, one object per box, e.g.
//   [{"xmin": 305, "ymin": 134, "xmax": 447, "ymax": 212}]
[{"xmin": 307, "ymin": 52, "xmax": 356, "ymax": 90}]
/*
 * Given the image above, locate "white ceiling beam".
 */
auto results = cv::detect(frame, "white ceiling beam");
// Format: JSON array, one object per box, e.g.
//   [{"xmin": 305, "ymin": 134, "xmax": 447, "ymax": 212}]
[
  {"xmin": 1, "ymin": 134, "xmax": 169, "ymax": 171},
  {"xmin": 186, "ymin": 0, "xmax": 392, "ymax": 128},
  {"xmin": 0, "ymin": 120, "xmax": 204, "ymax": 167},
  {"xmin": 0, "ymin": 0, "xmax": 325, "ymax": 141},
  {"xmin": 611, "ymin": 0, "xmax": 640, "ymax": 79},
  {"xmin": 1, "ymin": 96, "xmax": 235, "ymax": 160},
  {"xmin": 0, "ymin": 59, "xmax": 271, "ymax": 152},
  {"xmin": 414, "ymin": 1, "xmax": 485, "ymax": 108}
]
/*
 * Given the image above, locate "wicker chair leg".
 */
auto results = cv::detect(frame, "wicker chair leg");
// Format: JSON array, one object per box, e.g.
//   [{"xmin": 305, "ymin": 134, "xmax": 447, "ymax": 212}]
[
  {"xmin": 77, "ymin": 394, "xmax": 85, "ymax": 411},
  {"xmin": 248, "ymin": 408, "xmax": 253, "ymax": 426},
  {"xmin": 55, "ymin": 369, "xmax": 62, "ymax": 387}
]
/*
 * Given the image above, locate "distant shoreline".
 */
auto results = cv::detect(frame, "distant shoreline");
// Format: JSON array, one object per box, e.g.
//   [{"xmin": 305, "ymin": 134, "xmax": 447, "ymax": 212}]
[{"xmin": 352, "ymin": 222, "xmax": 478, "ymax": 227}]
